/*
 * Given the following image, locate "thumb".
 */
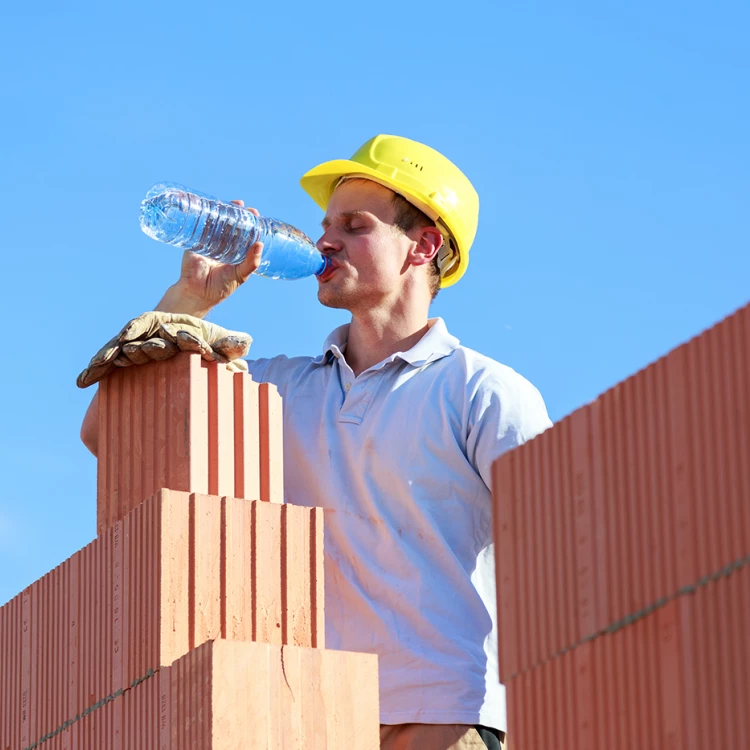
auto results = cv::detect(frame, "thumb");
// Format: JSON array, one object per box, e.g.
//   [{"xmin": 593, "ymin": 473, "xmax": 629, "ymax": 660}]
[{"xmin": 235, "ymin": 242, "xmax": 263, "ymax": 284}]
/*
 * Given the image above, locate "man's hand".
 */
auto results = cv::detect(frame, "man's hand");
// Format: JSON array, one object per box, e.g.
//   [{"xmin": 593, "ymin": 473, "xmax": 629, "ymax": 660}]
[
  {"xmin": 76, "ymin": 312, "xmax": 252, "ymax": 388},
  {"xmin": 156, "ymin": 202, "xmax": 263, "ymax": 318}
]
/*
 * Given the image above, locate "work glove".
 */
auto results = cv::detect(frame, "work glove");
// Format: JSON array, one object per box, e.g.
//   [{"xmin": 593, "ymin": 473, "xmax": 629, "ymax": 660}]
[{"xmin": 77, "ymin": 312, "xmax": 252, "ymax": 388}]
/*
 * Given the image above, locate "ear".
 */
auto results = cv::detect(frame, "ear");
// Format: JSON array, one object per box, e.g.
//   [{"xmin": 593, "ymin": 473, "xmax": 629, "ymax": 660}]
[{"xmin": 408, "ymin": 226, "xmax": 443, "ymax": 268}]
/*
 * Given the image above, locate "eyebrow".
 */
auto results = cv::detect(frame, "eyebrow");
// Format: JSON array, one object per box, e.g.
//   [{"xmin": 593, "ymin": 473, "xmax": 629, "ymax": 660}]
[{"xmin": 321, "ymin": 210, "xmax": 369, "ymax": 229}]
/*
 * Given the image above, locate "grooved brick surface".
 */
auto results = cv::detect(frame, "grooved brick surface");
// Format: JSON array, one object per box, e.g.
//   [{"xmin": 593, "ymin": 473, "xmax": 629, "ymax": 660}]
[
  {"xmin": 97, "ymin": 354, "xmax": 284, "ymax": 536},
  {"xmin": 0, "ymin": 491, "xmax": 324, "ymax": 750},
  {"xmin": 169, "ymin": 640, "xmax": 379, "ymax": 750},
  {"xmin": 493, "ymin": 302, "xmax": 750, "ymax": 748},
  {"xmin": 258, "ymin": 382, "xmax": 285, "ymax": 504},
  {"xmin": 506, "ymin": 569, "xmax": 750, "ymax": 750},
  {"xmin": 494, "ymin": 302, "xmax": 750, "ymax": 680},
  {"xmin": 5, "ymin": 642, "xmax": 378, "ymax": 750}
]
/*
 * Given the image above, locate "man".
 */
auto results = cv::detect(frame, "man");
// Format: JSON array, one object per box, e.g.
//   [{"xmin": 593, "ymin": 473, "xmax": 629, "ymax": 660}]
[{"xmin": 81, "ymin": 135, "xmax": 552, "ymax": 749}]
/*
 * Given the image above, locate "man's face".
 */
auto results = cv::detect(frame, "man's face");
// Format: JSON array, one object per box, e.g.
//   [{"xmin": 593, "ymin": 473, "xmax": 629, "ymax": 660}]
[{"xmin": 315, "ymin": 179, "xmax": 414, "ymax": 312}]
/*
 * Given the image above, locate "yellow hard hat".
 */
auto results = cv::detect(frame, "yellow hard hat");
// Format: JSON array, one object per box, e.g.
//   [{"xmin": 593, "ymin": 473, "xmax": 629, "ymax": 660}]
[{"xmin": 300, "ymin": 134, "xmax": 479, "ymax": 288}]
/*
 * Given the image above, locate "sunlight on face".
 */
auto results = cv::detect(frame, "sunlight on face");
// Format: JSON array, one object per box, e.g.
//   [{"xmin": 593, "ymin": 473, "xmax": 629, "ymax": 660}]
[{"xmin": 316, "ymin": 180, "xmax": 414, "ymax": 313}]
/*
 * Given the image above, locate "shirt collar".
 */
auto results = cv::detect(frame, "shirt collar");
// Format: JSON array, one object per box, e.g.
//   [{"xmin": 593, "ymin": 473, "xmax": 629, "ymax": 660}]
[
  {"xmin": 311, "ymin": 317, "xmax": 460, "ymax": 369},
  {"xmin": 311, "ymin": 324, "xmax": 349, "ymax": 366}
]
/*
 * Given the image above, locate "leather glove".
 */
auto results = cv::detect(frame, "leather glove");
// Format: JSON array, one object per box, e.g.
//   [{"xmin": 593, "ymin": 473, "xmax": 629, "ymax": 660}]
[{"xmin": 77, "ymin": 312, "xmax": 252, "ymax": 388}]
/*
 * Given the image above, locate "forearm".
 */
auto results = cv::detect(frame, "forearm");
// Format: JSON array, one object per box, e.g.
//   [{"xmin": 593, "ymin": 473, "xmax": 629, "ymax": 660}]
[
  {"xmin": 80, "ymin": 284, "xmax": 212, "ymax": 456},
  {"xmin": 155, "ymin": 282, "xmax": 214, "ymax": 318},
  {"xmin": 80, "ymin": 243, "xmax": 255, "ymax": 451},
  {"xmin": 81, "ymin": 390, "xmax": 99, "ymax": 456}
]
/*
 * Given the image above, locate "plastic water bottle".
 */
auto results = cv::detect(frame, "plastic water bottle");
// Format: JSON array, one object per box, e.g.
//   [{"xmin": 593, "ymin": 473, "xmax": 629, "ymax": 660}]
[{"xmin": 139, "ymin": 182, "xmax": 329, "ymax": 280}]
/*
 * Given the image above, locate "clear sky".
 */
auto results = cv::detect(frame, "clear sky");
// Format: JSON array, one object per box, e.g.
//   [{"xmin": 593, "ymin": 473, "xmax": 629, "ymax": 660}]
[{"xmin": 1, "ymin": 0, "xmax": 747, "ymax": 605}]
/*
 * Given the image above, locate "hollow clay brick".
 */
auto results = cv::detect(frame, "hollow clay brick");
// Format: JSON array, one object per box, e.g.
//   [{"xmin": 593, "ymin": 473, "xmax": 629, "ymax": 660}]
[
  {"xmin": 252, "ymin": 497, "xmax": 283, "ymax": 644},
  {"xmin": 190, "ymin": 493, "xmax": 223, "ymax": 649},
  {"xmin": 233, "ymin": 370, "xmax": 261, "ymax": 501},
  {"xmin": 207, "ymin": 363, "xmax": 235, "ymax": 498},
  {"xmin": 97, "ymin": 355, "xmax": 207, "ymax": 534},
  {"xmin": 167, "ymin": 640, "xmax": 379, "ymax": 750},
  {"xmin": 0, "ymin": 490, "xmax": 324, "ymax": 749},
  {"xmin": 34, "ymin": 640, "xmax": 376, "ymax": 750},
  {"xmin": 494, "ymin": 303, "xmax": 750, "ymax": 747},
  {"xmin": 97, "ymin": 355, "xmax": 283, "ymax": 536},
  {"xmin": 493, "ymin": 444, "xmax": 517, "ymax": 680},
  {"xmin": 221, "ymin": 495, "xmax": 254, "ymax": 643},
  {"xmin": 506, "ymin": 578, "xmax": 750, "ymax": 750},
  {"xmin": 494, "ymin": 302, "xmax": 750, "ymax": 680},
  {"xmin": 258, "ymin": 382, "xmax": 285, "ymax": 504}
]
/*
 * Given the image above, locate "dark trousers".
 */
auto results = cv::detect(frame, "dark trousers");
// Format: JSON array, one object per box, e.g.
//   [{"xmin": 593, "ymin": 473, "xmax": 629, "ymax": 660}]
[{"xmin": 476, "ymin": 724, "xmax": 504, "ymax": 749}]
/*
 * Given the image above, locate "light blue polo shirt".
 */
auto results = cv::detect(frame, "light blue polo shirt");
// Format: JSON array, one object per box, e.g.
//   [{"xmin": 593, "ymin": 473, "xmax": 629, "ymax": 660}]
[{"xmin": 245, "ymin": 317, "xmax": 551, "ymax": 730}]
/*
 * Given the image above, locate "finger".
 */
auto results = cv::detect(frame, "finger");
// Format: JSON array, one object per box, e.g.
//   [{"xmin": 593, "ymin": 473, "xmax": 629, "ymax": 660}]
[
  {"xmin": 77, "ymin": 362, "xmax": 112, "ymax": 388},
  {"xmin": 230, "ymin": 199, "xmax": 245, "ymax": 207},
  {"xmin": 122, "ymin": 341, "xmax": 152, "ymax": 365},
  {"xmin": 76, "ymin": 369, "xmax": 93, "ymax": 388},
  {"xmin": 86, "ymin": 336, "xmax": 123, "ymax": 369},
  {"xmin": 163, "ymin": 319, "xmax": 222, "ymax": 347},
  {"xmin": 86, "ymin": 312, "xmax": 165, "ymax": 370},
  {"xmin": 174, "ymin": 330, "xmax": 227, "ymax": 362},
  {"xmin": 174, "ymin": 329, "xmax": 212, "ymax": 356},
  {"xmin": 248, "ymin": 207, "xmax": 260, "ymax": 216},
  {"xmin": 118, "ymin": 311, "xmax": 164, "ymax": 343},
  {"xmin": 235, "ymin": 242, "xmax": 263, "ymax": 284},
  {"xmin": 157, "ymin": 322, "xmax": 183, "ymax": 345},
  {"xmin": 113, "ymin": 354, "xmax": 134, "ymax": 367},
  {"xmin": 212, "ymin": 334, "xmax": 252, "ymax": 361},
  {"xmin": 141, "ymin": 338, "xmax": 180, "ymax": 361}
]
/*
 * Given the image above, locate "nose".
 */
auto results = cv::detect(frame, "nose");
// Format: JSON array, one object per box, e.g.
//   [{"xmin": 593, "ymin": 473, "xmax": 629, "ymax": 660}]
[{"xmin": 316, "ymin": 229, "xmax": 343, "ymax": 254}]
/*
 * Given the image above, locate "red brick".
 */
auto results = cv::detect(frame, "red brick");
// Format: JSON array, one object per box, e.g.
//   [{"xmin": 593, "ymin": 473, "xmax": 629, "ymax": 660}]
[
  {"xmin": 0, "ymin": 491, "xmax": 324, "ymax": 747},
  {"xmin": 259, "ymin": 382, "xmax": 285, "ymax": 504},
  {"xmin": 494, "ymin": 302, "xmax": 750, "ymax": 677},
  {"xmin": 43, "ymin": 640, "xmax": 377, "ymax": 750},
  {"xmin": 97, "ymin": 355, "xmax": 285, "ymax": 535}
]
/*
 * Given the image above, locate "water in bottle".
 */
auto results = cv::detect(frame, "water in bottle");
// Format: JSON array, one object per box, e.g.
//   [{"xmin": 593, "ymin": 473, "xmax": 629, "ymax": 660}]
[{"xmin": 139, "ymin": 182, "xmax": 329, "ymax": 280}]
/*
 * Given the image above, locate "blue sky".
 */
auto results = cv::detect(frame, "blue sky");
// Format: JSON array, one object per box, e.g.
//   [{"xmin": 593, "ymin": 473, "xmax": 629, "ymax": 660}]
[{"xmin": 1, "ymin": 0, "xmax": 747, "ymax": 605}]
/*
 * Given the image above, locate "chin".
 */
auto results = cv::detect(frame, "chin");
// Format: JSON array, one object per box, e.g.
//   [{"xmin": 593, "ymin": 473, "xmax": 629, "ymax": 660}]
[{"xmin": 317, "ymin": 286, "xmax": 352, "ymax": 310}]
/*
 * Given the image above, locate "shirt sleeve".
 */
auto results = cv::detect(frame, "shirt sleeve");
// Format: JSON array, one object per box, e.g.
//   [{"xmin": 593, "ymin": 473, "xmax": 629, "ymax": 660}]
[
  {"xmin": 242, "ymin": 355, "xmax": 304, "ymax": 402},
  {"xmin": 465, "ymin": 367, "xmax": 553, "ymax": 493},
  {"xmin": 243, "ymin": 358, "xmax": 273, "ymax": 384}
]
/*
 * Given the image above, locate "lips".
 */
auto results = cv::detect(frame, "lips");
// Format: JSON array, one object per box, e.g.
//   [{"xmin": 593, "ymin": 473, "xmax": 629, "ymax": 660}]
[{"xmin": 317, "ymin": 259, "xmax": 339, "ymax": 282}]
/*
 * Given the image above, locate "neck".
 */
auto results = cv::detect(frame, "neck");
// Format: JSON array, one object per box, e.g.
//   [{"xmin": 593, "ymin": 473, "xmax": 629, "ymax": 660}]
[{"xmin": 344, "ymin": 302, "xmax": 431, "ymax": 376}]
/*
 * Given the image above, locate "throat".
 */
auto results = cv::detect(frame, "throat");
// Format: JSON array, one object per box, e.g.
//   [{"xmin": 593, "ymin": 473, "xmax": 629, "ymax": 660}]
[{"xmin": 345, "ymin": 319, "xmax": 432, "ymax": 376}]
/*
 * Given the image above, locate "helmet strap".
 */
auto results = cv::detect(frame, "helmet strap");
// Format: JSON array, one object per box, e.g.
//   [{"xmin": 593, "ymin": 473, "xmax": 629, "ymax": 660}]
[{"xmin": 435, "ymin": 224, "xmax": 459, "ymax": 277}]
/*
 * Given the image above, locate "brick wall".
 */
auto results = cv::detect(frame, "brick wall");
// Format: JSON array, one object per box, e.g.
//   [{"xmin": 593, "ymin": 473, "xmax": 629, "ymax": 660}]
[
  {"xmin": 0, "ymin": 356, "xmax": 379, "ymax": 750},
  {"xmin": 493, "ymin": 303, "xmax": 750, "ymax": 749}
]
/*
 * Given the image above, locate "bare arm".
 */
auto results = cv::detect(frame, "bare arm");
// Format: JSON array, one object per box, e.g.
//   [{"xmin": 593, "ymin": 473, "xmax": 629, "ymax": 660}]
[
  {"xmin": 81, "ymin": 390, "xmax": 100, "ymax": 455},
  {"xmin": 80, "ymin": 202, "xmax": 262, "ymax": 456}
]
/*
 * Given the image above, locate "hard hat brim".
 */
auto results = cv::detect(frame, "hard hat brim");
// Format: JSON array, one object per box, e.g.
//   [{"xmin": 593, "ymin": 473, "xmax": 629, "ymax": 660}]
[
  {"xmin": 300, "ymin": 160, "xmax": 405, "ymax": 211},
  {"xmin": 300, "ymin": 159, "xmax": 468, "ymax": 288}
]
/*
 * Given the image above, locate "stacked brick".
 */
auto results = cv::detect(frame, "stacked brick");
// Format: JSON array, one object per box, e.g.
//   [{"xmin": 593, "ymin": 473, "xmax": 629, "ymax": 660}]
[
  {"xmin": 96, "ymin": 353, "xmax": 285, "ymax": 533},
  {"xmin": 493, "ymin": 302, "xmax": 750, "ymax": 749},
  {"xmin": 0, "ymin": 354, "xmax": 379, "ymax": 749}
]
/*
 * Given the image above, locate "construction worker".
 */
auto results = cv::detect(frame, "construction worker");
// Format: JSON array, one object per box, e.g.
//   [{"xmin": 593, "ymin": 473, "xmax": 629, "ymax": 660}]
[{"xmin": 80, "ymin": 135, "xmax": 552, "ymax": 749}]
